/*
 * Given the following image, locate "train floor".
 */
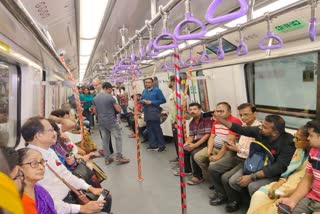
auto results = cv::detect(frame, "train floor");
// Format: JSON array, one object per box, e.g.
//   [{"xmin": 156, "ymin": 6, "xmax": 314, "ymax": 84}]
[{"xmin": 91, "ymin": 122, "xmax": 247, "ymax": 214}]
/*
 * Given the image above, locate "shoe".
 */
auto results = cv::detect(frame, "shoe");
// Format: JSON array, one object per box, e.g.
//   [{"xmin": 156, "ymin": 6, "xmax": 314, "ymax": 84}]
[
  {"xmin": 169, "ymin": 157, "xmax": 179, "ymax": 163},
  {"xmin": 187, "ymin": 177, "xmax": 204, "ymax": 185},
  {"xmin": 209, "ymin": 190, "xmax": 218, "ymax": 200},
  {"xmin": 105, "ymin": 158, "xmax": 113, "ymax": 165},
  {"xmin": 158, "ymin": 146, "xmax": 166, "ymax": 152},
  {"xmin": 141, "ymin": 139, "xmax": 148, "ymax": 144},
  {"xmin": 225, "ymin": 201, "xmax": 240, "ymax": 213},
  {"xmin": 209, "ymin": 185, "xmax": 215, "ymax": 190},
  {"xmin": 147, "ymin": 146, "xmax": 158, "ymax": 151},
  {"xmin": 172, "ymin": 168, "xmax": 192, "ymax": 176},
  {"xmin": 115, "ymin": 157, "xmax": 130, "ymax": 165},
  {"xmin": 128, "ymin": 133, "xmax": 136, "ymax": 138},
  {"xmin": 209, "ymin": 195, "xmax": 227, "ymax": 206}
]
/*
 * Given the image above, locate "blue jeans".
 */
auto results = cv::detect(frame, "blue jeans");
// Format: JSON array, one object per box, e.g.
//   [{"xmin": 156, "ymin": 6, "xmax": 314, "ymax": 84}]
[
  {"xmin": 99, "ymin": 124, "xmax": 123, "ymax": 160},
  {"xmin": 146, "ymin": 120, "xmax": 165, "ymax": 148}
]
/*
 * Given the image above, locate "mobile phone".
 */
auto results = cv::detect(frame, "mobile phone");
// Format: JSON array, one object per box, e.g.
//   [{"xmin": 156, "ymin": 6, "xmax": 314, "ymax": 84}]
[
  {"xmin": 278, "ymin": 203, "xmax": 291, "ymax": 214},
  {"xmin": 97, "ymin": 190, "xmax": 110, "ymax": 201},
  {"xmin": 183, "ymin": 144, "xmax": 190, "ymax": 148}
]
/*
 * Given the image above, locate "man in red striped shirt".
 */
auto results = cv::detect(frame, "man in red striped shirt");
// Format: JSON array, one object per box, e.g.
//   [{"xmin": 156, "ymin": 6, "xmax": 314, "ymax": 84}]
[{"xmin": 277, "ymin": 120, "xmax": 320, "ymax": 213}]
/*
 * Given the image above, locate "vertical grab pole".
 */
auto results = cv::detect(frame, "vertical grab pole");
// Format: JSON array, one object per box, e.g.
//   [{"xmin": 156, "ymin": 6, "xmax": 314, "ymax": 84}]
[
  {"xmin": 131, "ymin": 67, "xmax": 143, "ymax": 181},
  {"xmin": 174, "ymin": 50, "xmax": 187, "ymax": 214},
  {"xmin": 182, "ymin": 67, "xmax": 192, "ymax": 142}
]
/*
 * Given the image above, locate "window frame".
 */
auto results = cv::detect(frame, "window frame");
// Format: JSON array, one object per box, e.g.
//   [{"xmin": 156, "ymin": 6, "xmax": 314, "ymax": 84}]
[{"xmin": 244, "ymin": 51, "xmax": 319, "ymax": 128}]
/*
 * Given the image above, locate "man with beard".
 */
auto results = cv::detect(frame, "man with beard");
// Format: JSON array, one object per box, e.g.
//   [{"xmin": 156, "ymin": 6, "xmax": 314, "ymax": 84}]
[{"xmin": 215, "ymin": 114, "xmax": 295, "ymax": 206}]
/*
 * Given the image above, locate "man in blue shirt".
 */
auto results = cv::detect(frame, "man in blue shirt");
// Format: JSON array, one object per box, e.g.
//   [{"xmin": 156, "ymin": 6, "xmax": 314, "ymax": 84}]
[{"xmin": 141, "ymin": 78, "xmax": 166, "ymax": 152}]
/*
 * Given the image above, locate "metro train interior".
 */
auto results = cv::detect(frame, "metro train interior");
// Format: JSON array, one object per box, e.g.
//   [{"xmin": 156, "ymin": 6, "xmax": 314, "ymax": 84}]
[{"xmin": 0, "ymin": 0, "xmax": 320, "ymax": 213}]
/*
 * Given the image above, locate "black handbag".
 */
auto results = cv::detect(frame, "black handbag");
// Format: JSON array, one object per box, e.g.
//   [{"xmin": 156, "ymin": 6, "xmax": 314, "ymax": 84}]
[{"xmin": 72, "ymin": 161, "xmax": 94, "ymax": 182}]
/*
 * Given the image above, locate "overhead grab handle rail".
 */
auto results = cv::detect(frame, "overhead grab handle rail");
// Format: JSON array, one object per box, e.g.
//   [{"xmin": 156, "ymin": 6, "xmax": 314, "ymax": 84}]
[
  {"xmin": 198, "ymin": 43, "xmax": 211, "ymax": 63},
  {"xmin": 216, "ymin": 35, "xmax": 225, "ymax": 60},
  {"xmin": 174, "ymin": 0, "xmax": 207, "ymax": 40},
  {"xmin": 205, "ymin": 0, "xmax": 249, "ymax": 25},
  {"xmin": 309, "ymin": 0, "xmax": 317, "ymax": 41},
  {"xmin": 236, "ymin": 25, "xmax": 248, "ymax": 56},
  {"xmin": 145, "ymin": 21, "xmax": 159, "ymax": 57},
  {"xmin": 258, "ymin": 15, "xmax": 283, "ymax": 50},
  {"xmin": 153, "ymin": 6, "xmax": 178, "ymax": 50}
]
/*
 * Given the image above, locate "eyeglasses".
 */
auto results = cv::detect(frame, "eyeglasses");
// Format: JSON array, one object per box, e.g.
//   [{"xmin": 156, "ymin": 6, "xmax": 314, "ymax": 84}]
[
  {"xmin": 21, "ymin": 159, "xmax": 47, "ymax": 168},
  {"xmin": 13, "ymin": 169, "xmax": 24, "ymax": 180},
  {"xmin": 215, "ymin": 110, "xmax": 226, "ymax": 114},
  {"xmin": 239, "ymin": 113, "xmax": 253, "ymax": 117},
  {"xmin": 293, "ymin": 135, "xmax": 304, "ymax": 142},
  {"xmin": 43, "ymin": 128, "xmax": 55, "ymax": 133}
]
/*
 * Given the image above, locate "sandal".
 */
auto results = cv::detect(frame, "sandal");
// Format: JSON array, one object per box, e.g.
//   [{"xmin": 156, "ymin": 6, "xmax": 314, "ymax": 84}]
[{"xmin": 187, "ymin": 177, "xmax": 204, "ymax": 185}]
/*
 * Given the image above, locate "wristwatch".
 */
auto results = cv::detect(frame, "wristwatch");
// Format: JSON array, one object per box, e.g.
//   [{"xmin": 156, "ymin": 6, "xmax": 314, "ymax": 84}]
[{"xmin": 209, "ymin": 152, "xmax": 213, "ymax": 156}]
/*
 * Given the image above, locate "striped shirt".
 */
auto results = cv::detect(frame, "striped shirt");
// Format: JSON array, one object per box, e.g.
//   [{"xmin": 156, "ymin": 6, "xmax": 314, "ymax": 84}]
[
  {"xmin": 189, "ymin": 116, "xmax": 213, "ymax": 141},
  {"xmin": 306, "ymin": 147, "xmax": 320, "ymax": 201},
  {"xmin": 211, "ymin": 115, "xmax": 242, "ymax": 149}
]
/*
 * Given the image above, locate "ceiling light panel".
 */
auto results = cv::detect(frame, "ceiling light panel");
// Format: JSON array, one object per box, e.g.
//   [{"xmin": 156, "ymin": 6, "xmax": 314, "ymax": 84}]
[
  {"xmin": 80, "ymin": 39, "xmax": 96, "ymax": 56},
  {"xmin": 80, "ymin": 0, "xmax": 109, "ymax": 39}
]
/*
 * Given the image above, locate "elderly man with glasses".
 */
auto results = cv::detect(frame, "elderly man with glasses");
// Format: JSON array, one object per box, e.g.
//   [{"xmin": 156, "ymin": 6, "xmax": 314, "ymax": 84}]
[{"xmin": 21, "ymin": 116, "xmax": 111, "ymax": 214}]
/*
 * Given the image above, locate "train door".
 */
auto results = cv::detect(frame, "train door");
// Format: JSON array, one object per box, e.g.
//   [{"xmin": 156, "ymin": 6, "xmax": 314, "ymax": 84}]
[{"xmin": 0, "ymin": 60, "xmax": 21, "ymax": 147}]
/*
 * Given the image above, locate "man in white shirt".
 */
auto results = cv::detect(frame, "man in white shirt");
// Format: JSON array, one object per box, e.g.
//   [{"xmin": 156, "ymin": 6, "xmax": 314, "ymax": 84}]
[{"xmin": 21, "ymin": 116, "xmax": 110, "ymax": 214}]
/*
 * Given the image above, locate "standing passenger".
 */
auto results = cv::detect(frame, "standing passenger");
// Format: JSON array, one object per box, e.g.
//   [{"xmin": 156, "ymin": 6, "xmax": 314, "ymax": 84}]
[
  {"xmin": 141, "ymin": 78, "xmax": 166, "ymax": 152},
  {"xmin": 80, "ymin": 87, "xmax": 94, "ymax": 129},
  {"xmin": 118, "ymin": 86, "xmax": 129, "ymax": 115},
  {"xmin": 93, "ymin": 82, "xmax": 130, "ymax": 165}
]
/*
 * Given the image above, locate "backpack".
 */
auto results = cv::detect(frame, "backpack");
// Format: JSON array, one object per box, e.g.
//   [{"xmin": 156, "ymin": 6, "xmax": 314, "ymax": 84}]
[{"xmin": 243, "ymin": 141, "xmax": 275, "ymax": 175}]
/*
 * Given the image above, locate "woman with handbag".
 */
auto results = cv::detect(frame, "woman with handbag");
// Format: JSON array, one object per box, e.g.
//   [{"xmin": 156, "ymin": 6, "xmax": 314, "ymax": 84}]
[
  {"xmin": 48, "ymin": 119, "xmax": 106, "ymax": 187},
  {"xmin": 17, "ymin": 148, "xmax": 57, "ymax": 214}
]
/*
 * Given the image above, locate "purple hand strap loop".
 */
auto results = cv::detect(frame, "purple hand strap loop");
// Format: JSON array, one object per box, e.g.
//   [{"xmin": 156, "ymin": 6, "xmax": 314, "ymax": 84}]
[
  {"xmin": 174, "ymin": 12, "xmax": 207, "ymax": 40},
  {"xmin": 309, "ymin": 17, "xmax": 317, "ymax": 41},
  {"xmin": 161, "ymin": 58, "xmax": 173, "ymax": 72},
  {"xmin": 185, "ymin": 49, "xmax": 198, "ymax": 66},
  {"xmin": 118, "ymin": 57, "xmax": 137, "ymax": 70},
  {"xmin": 309, "ymin": 0, "xmax": 317, "ymax": 42},
  {"xmin": 130, "ymin": 44, "xmax": 136, "ymax": 64},
  {"xmin": 154, "ymin": 29, "xmax": 179, "ymax": 50},
  {"xmin": 216, "ymin": 37, "xmax": 225, "ymax": 60},
  {"xmin": 153, "ymin": 8, "xmax": 178, "ymax": 50},
  {"xmin": 205, "ymin": 0, "xmax": 249, "ymax": 25},
  {"xmin": 198, "ymin": 44, "xmax": 211, "ymax": 63},
  {"xmin": 237, "ymin": 28, "xmax": 248, "ymax": 56},
  {"xmin": 258, "ymin": 19, "xmax": 283, "ymax": 50}
]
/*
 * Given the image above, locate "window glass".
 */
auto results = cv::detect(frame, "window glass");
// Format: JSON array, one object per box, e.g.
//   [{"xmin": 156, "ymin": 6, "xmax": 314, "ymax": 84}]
[
  {"xmin": 196, "ymin": 71, "xmax": 210, "ymax": 112},
  {"xmin": 245, "ymin": 52, "xmax": 318, "ymax": 128},
  {"xmin": 0, "ymin": 62, "xmax": 19, "ymax": 147}
]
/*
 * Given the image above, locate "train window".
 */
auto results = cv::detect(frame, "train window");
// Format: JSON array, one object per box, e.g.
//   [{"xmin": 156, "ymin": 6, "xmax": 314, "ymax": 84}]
[
  {"xmin": 0, "ymin": 61, "xmax": 21, "ymax": 147},
  {"xmin": 206, "ymin": 38, "xmax": 237, "ymax": 54},
  {"xmin": 245, "ymin": 52, "xmax": 318, "ymax": 128},
  {"xmin": 196, "ymin": 71, "xmax": 210, "ymax": 112}
]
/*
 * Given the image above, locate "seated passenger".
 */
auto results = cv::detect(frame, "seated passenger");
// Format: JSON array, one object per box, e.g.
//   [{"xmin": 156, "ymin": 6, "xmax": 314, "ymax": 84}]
[
  {"xmin": 0, "ymin": 148, "xmax": 24, "ymax": 214},
  {"xmin": 215, "ymin": 114, "xmax": 295, "ymax": 202},
  {"xmin": 277, "ymin": 120, "xmax": 320, "ymax": 214},
  {"xmin": 247, "ymin": 126, "xmax": 309, "ymax": 214},
  {"xmin": 48, "ymin": 120, "xmax": 105, "ymax": 187},
  {"xmin": 21, "ymin": 116, "xmax": 111, "ymax": 214},
  {"xmin": 208, "ymin": 103, "xmax": 261, "ymax": 212},
  {"xmin": 194, "ymin": 102, "xmax": 242, "ymax": 181},
  {"xmin": 17, "ymin": 148, "xmax": 57, "ymax": 214},
  {"xmin": 179, "ymin": 103, "xmax": 212, "ymax": 185}
]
